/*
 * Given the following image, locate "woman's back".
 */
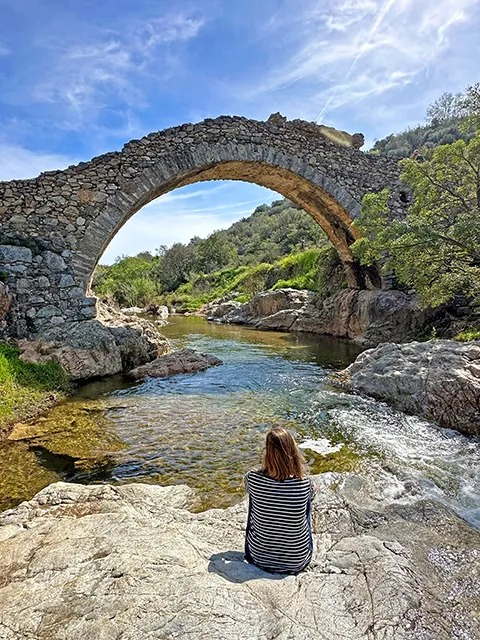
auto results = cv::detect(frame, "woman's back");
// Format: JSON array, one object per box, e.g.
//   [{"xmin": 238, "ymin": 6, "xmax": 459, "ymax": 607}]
[{"xmin": 245, "ymin": 470, "xmax": 314, "ymax": 574}]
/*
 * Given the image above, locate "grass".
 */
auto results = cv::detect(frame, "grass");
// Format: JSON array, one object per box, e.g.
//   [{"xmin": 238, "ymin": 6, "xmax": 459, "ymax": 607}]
[
  {"xmin": 0, "ymin": 344, "xmax": 71, "ymax": 436},
  {"xmin": 454, "ymin": 327, "xmax": 480, "ymax": 341}
]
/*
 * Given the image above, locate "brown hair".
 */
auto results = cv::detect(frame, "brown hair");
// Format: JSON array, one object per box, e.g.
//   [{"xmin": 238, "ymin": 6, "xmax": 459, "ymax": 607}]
[{"xmin": 261, "ymin": 427, "xmax": 307, "ymax": 481}]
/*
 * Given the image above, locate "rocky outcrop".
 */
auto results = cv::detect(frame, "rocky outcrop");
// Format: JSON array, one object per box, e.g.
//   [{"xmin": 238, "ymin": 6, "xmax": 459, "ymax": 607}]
[
  {"xmin": 0, "ymin": 474, "xmax": 478, "ymax": 639},
  {"xmin": 206, "ymin": 288, "xmax": 439, "ymax": 346},
  {"xmin": 340, "ymin": 340, "xmax": 480, "ymax": 437},
  {"xmin": 121, "ymin": 304, "xmax": 169, "ymax": 319},
  {"xmin": 128, "ymin": 348, "xmax": 222, "ymax": 380},
  {"xmin": 19, "ymin": 302, "xmax": 169, "ymax": 380}
]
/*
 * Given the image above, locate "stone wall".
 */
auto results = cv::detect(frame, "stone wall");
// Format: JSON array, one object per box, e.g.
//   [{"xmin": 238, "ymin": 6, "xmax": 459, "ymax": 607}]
[{"xmin": 0, "ymin": 114, "xmax": 407, "ymax": 339}]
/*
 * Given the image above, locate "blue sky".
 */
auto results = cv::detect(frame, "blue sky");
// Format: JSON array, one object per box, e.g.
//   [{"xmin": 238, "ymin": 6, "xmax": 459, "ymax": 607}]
[{"xmin": 1, "ymin": 0, "xmax": 479, "ymax": 262}]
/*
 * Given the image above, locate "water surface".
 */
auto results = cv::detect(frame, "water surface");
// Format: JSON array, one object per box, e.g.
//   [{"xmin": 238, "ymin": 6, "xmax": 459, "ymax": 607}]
[{"xmin": 1, "ymin": 316, "xmax": 479, "ymax": 526}]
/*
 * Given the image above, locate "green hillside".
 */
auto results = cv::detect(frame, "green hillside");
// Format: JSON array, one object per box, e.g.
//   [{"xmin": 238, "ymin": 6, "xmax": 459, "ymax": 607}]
[
  {"xmin": 93, "ymin": 199, "xmax": 343, "ymax": 310},
  {"xmin": 371, "ymin": 84, "xmax": 478, "ymax": 159}
]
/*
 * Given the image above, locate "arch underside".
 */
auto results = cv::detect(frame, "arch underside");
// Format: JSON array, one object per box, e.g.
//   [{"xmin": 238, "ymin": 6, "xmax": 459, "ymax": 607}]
[{"xmin": 80, "ymin": 159, "xmax": 378, "ymax": 290}]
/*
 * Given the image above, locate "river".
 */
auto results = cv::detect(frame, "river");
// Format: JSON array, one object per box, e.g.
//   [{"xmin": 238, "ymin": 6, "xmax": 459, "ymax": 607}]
[{"xmin": 1, "ymin": 315, "xmax": 479, "ymax": 527}]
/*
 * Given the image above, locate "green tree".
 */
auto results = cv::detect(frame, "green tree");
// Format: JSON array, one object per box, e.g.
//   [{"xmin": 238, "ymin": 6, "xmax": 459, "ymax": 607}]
[
  {"xmin": 352, "ymin": 133, "xmax": 480, "ymax": 307},
  {"xmin": 426, "ymin": 91, "xmax": 464, "ymax": 125},
  {"xmin": 194, "ymin": 232, "xmax": 235, "ymax": 273},
  {"xmin": 154, "ymin": 242, "xmax": 195, "ymax": 291}
]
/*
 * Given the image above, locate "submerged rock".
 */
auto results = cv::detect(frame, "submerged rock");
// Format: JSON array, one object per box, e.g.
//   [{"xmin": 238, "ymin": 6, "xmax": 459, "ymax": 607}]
[
  {"xmin": 0, "ymin": 474, "xmax": 478, "ymax": 639},
  {"xmin": 128, "ymin": 348, "xmax": 222, "ymax": 380},
  {"xmin": 205, "ymin": 288, "xmax": 439, "ymax": 347},
  {"xmin": 18, "ymin": 302, "xmax": 169, "ymax": 380},
  {"xmin": 341, "ymin": 340, "xmax": 480, "ymax": 437}
]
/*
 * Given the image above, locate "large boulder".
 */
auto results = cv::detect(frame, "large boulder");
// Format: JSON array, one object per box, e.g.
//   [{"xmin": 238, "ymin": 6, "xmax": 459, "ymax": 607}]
[
  {"xmin": 292, "ymin": 289, "xmax": 437, "ymax": 345},
  {"xmin": 0, "ymin": 474, "xmax": 478, "ymax": 639},
  {"xmin": 18, "ymin": 302, "xmax": 169, "ymax": 380},
  {"xmin": 128, "ymin": 348, "xmax": 222, "ymax": 380},
  {"xmin": 341, "ymin": 340, "xmax": 480, "ymax": 437}
]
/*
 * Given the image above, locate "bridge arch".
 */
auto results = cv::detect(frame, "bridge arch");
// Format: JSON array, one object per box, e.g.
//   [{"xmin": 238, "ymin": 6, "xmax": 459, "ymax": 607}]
[{"xmin": 0, "ymin": 115, "xmax": 406, "ymax": 338}]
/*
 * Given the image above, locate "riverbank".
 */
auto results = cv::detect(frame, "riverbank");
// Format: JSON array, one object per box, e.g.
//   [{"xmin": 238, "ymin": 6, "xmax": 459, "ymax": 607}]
[
  {"xmin": 1, "ymin": 471, "xmax": 479, "ymax": 639},
  {"xmin": 0, "ymin": 343, "xmax": 71, "ymax": 441},
  {"xmin": 204, "ymin": 287, "xmax": 476, "ymax": 347}
]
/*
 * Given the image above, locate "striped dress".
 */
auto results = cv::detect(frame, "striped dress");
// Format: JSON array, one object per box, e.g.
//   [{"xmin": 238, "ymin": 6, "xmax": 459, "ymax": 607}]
[{"xmin": 244, "ymin": 470, "xmax": 314, "ymax": 574}]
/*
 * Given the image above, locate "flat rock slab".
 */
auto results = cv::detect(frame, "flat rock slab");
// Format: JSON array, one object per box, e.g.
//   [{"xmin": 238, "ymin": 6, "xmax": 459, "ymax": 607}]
[
  {"xmin": 0, "ymin": 475, "xmax": 478, "ymax": 639},
  {"xmin": 128, "ymin": 348, "xmax": 222, "ymax": 380}
]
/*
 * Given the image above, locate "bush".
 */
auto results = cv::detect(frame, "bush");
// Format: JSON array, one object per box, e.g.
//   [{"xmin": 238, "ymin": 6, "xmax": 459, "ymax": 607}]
[{"xmin": 454, "ymin": 328, "xmax": 480, "ymax": 342}]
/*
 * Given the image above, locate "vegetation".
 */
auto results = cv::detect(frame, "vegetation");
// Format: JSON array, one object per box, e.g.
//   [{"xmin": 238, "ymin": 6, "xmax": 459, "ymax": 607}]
[
  {"xmin": 0, "ymin": 344, "xmax": 71, "ymax": 435},
  {"xmin": 370, "ymin": 84, "xmax": 478, "ymax": 159},
  {"xmin": 454, "ymin": 328, "xmax": 480, "ymax": 342},
  {"xmin": 353, "ymin": 131, "xmax": 480, "ymax": 308},
  {"xmin": 93, "ymin": 200, "xmax": 339, "ymax": 310}
]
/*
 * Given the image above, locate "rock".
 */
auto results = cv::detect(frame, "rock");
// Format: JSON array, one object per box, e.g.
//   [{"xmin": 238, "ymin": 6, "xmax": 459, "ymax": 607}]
[
  {"xmin": 293, "ymin": 289, "xmax": 436, "ymax": 346},
  {"xmin": 0, "ymin": 245, "xmax": 32, "ymax": 264},
  {"xmin": 120, "ymin": 306, "xmax": 144, "ymax": 315},
  {"xmin": 248, "ymin": 288, "xmax": 310, "ymax": 317},
  {"xmin": 205, "ymin": 300, "xmax": 242, "ymax": 321},
  {"xmin": 206, "ymin": 288, "xmax": 438, "ymax": 347},
  {"xmin": 0, "ymin": 282, "xmax": 12, "ymax": 320},
  {"xmin": 143, "ymin": 303, "xmax": 169, "ymax": 319},
  {"xmin": 128, "ymin": 348, "xmax": 222, "ymax": 380},
  {"xmin": 0, "ymin": 475, "xmax": 478, "ymax": 639},
  {"xmin": 18, "ymin": 303, "xmax": 169, "ymax": 381},
  {"xmin": 341, "ymin": 340, "xmax": 480, "ymax": 437}
]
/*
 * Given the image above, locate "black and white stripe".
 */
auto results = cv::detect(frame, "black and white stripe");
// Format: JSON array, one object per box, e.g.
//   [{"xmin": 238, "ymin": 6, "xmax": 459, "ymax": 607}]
[{"xmin": 244, "ymin": 470, "xmax": 314, "ymax": 574}]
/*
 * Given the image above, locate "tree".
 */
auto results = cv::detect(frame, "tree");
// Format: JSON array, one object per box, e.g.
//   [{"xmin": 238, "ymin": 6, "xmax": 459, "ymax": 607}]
[
  {"xmin": 461, "ymin": 83, "xmax": 480, "ymax": 128},
  {"xmin": 194, "ymin": 232, "xmax": 235, "ymax": 273},
  {"xmin": 425, "ymin": 91, "xmax": 464, "ymax": 126},
  {"xmin": 352, "ymin": 133, "xmax": 480, "ymax": 307},
  {"xmin": 154, "ymin": 242, "xmax": 195, "ymax": 291}
]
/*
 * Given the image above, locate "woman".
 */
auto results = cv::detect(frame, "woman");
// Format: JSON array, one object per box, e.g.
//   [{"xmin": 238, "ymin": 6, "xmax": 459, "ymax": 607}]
[{"xmin": 244, "ymin": 426, "xmax": 315, "ymax": 574}]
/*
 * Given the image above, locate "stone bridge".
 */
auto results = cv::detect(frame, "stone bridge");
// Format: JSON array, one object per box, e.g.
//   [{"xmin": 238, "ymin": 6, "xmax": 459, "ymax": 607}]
[{"xmin": 0, "ymin": 114, "xmax": 407, "ymax": 339}]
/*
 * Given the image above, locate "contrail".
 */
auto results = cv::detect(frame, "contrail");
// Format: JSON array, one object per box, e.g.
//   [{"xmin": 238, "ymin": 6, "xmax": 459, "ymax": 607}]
[{"xmin": 315, "ymin": 0, "xmax": 398, "ymax": 122}]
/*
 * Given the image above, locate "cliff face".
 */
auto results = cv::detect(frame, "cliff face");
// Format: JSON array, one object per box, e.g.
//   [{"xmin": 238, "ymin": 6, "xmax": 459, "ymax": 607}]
[{"xmin": 205, "ymin": 288, "xmax": 441, "ymax": 347}]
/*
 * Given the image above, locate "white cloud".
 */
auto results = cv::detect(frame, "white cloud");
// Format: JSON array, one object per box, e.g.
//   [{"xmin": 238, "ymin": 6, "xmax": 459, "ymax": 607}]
[
  {"xmin": 32, "ymin": 13, "xmax": 206, "ymax": 129},
  {"xmin": 0, "ymin": 143, "xmax": 76, "ymax": 180},
  {"xmin": 242, "ymin": 0, "xmax": 476, "ymax": 123},
  {"xmin": 0, "ymin": 45, "xmax": 10, "ymax": 56}
]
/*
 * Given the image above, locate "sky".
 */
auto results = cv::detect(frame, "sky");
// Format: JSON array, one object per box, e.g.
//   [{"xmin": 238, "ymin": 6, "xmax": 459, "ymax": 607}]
[{"xmin": 0, "ymin": 0, "xmax": 479, "ymax": 262}]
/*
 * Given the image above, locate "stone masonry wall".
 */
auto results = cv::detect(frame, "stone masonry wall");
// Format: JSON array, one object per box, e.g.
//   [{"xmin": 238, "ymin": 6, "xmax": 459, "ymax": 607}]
[{"xmin": 0, "ymin": 115, "xmax": 406, "ymax": 339}]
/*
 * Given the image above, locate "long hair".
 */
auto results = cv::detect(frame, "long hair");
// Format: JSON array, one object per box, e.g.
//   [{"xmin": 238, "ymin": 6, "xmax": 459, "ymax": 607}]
[{"xmin": 261, "ymin": 427, "xmax": 307, "ymax": 481}]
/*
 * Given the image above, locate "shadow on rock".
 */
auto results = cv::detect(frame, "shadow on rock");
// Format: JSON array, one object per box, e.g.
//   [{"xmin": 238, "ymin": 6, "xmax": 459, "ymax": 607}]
[{"xmin": 208, "ymin": 550, "xmax": 288, "ymax": 583}]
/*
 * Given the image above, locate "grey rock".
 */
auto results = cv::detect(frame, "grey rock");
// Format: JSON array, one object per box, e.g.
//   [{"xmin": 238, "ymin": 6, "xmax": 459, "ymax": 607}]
[
  {"xmin": 42, "ymin": 251, "xmax": 66, "ymax": 272},
  {"xmin": 0, "ymin": 282, "xmax": 12, "ymax": 320},
  {"xmin": 0, "ymin": 245, "xmax": 32, "ymax": 264},
  {"xmin": 0, "ymin": 475, "xmax": 478, "ymax": 639},
  {"xmin": 18, "ymin": 302, "xmax": 170, "ymax": 380},
  {"xmin": 128, "ymin": 348, "xmax": 222, "ymax": 380},
  {"xmin": 342, "ymin": 340, "xmax": 480, "ymax": 436},
  {"xmin": 58, "ymin": 274, "xmax": 75, "ymax": 288}
]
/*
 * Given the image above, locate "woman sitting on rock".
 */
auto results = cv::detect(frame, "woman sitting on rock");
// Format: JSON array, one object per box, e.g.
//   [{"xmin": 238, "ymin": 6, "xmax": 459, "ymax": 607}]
[{"xmin": 244, "ymin": 426, "xmax": 315, "ymax": 574}]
